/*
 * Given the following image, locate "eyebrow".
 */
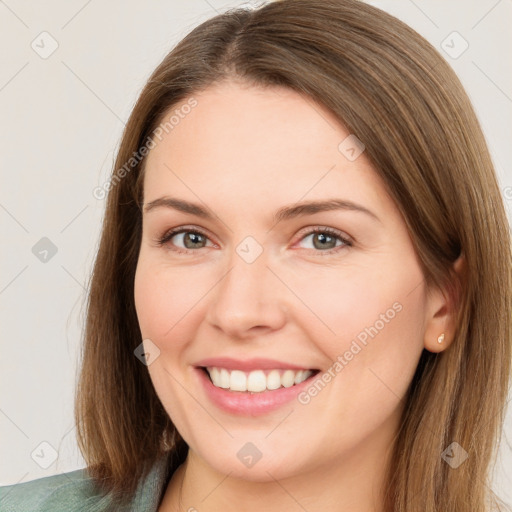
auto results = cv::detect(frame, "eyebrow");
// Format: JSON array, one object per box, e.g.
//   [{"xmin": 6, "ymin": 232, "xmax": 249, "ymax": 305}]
[{"xmin": 143, "ymin": 196, "xmax": 380, "ymax": 224}]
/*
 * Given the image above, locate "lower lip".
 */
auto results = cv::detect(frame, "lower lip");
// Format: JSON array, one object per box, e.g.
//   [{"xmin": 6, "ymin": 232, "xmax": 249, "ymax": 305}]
[{"xmin": 196, "ymin": 367, "xmax": 317, "ymax": 416}]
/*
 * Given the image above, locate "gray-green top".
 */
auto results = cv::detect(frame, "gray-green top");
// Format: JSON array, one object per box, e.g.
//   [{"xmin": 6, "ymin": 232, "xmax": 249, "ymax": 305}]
[{"xmin": 0, "ymin": 452, "xmax": 172, "ymax": 512}]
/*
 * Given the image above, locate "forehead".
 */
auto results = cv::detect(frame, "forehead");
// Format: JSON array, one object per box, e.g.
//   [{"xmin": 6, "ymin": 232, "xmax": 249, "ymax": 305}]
[
  {"xmin": 147, "ymin": 80, "xmax": 345, "ymax": 163},
  {"xmin": 142, "ymin": 81, "xmax": 392, "ymax": 218}
]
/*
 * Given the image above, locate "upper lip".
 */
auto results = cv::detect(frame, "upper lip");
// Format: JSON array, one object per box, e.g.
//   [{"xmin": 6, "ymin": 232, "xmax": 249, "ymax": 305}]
[{"xmin": 194, "ymin": 357, "xmax": 315, "ymax": 372}]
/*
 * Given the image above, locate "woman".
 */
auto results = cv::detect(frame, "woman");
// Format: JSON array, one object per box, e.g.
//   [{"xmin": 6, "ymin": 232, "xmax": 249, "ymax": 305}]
[{"xmin": 1, "ymin": 0, "xmax": 510, "ymax": 510}]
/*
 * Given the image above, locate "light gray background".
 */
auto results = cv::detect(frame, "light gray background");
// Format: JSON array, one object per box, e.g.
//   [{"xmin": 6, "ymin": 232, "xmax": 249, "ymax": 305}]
[{"xmin": 1, "ymin": 0, "xmax": 511, "ymax": 505}]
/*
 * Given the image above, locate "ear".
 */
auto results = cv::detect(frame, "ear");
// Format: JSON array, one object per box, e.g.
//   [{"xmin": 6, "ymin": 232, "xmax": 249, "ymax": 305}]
[{"xmin": 423, "ymin": 253, "xmax": 466, "ymax": 353}]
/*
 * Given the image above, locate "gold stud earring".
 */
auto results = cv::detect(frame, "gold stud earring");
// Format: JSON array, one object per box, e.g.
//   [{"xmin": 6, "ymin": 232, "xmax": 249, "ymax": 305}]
[{"xmin": 437, "ymin": 333, "xmax": 445, "ymax": 344}]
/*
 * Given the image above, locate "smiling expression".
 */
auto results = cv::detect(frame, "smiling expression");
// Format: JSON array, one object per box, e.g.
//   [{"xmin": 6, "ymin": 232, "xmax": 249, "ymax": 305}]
[{"xmin": 134, "ymin": 79, "xmax": 432, "ymax": 481}]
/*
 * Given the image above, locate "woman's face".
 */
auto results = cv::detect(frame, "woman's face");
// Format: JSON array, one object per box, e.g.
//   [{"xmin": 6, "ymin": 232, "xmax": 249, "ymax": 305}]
[{"xmin": 134, "ymin": 80, "xmax": 434, "ymax": 482}]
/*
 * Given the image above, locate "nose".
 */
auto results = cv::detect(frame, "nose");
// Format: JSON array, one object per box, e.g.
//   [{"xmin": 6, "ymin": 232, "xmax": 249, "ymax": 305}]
[{"xmin": 205, "ymin": 251, "xmax": 288, "ymax": 340}]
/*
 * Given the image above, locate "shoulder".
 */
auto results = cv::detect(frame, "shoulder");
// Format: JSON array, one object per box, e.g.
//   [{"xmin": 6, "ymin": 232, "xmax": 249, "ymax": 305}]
[
  {"xmin": 0, "ymin": 451, "xmax": 175, "ymax": 512},
  {"xmin": 0, "ymin": 468, "xmax": 116, "ymax": 512}
]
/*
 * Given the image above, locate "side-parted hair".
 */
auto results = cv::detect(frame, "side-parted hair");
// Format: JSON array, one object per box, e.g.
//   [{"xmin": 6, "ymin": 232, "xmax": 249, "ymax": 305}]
[{"xmin": 75, "ymin": 1, "xmax": 512, "ymax": 510}]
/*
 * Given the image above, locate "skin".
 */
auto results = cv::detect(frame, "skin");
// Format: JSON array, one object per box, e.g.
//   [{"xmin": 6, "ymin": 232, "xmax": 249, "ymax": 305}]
[{"xmin": 134, "ymin": 79, "xmax": 460, "ymax": 512}]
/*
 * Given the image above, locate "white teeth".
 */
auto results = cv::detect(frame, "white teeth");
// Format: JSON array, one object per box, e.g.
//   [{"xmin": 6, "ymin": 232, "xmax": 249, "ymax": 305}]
[
  {"xmin": 247, "ymin": 370, "xmax": 267, "ymax": 392},
  {"xmin": 230, "ymin": 370, "xmax": 247, "ymax": 391},
  {"xmin": 206, "ymin": 367, "xmax": 313, "ymax": 392},
  {"xmin": 219, "ymin": 368, "xmax": 230, "ymax": 389},
  {"xmin": 267, "ymin": 369, "xmax": 281, "ymax": 390},
  {"xmin": 281, "ymin": 370, "xmax": 295, "ymax": 388},
  {"xmin": 209, "ymin": 367, "xmax": 220, "ymax": 385}
]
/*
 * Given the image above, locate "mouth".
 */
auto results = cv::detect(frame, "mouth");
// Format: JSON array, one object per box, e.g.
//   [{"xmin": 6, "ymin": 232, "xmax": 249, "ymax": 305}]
[
  {"xmin": 200, "ymin": 366, "xmax": 319, "ymax": 393},
  {"xmin": 193, "ymin": 357, "xmax": 321, "ymax": 415}
]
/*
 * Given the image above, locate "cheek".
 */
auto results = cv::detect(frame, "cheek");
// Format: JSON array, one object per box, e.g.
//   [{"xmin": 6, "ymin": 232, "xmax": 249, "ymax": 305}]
[
  {"xmin": 289, "ymin": 268, "xmax": 427, "ymax": 456},
  {"xmin": 294, "ymin": 257, "xmax": 426, "ymax": 393},
  {"xmin": 134, "ymin": 258, "xmax": 207, "ymax": 345},
  {"xmin": 134, "ymin": 259, "xmax": 208, "ymax": 436},
  {"xmin": 289, "ymin": 261, "xmax": 422, "ymax": 349}
]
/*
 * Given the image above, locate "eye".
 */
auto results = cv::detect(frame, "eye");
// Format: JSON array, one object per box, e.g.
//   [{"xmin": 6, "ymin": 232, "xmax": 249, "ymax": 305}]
[
  {"xmin": 295, "ymin": 227, "xmax": 352, "ymax": 254},
  {"xmin": 156, "ymin": 227, "xmax": 215, "ymax": 254},
  {"xmin": 155, "ymin": 225, "xmax": 352, "ymax": 255}
]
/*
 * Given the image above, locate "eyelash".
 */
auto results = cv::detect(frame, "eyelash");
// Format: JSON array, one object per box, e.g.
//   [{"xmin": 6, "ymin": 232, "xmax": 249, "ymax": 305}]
[{"xmin": 155, "ymin": 225, "xmax": 353, "ymax": 256}]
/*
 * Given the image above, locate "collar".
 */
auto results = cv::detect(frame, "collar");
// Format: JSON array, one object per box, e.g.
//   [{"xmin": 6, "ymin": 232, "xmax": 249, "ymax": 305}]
[{"xmin": 129, "ymin": 450, "xmax": 174, "ymax": 511}]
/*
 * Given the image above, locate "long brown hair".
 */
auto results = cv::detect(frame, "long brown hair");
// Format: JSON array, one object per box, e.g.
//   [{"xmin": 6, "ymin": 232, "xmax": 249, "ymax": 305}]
[{"xmin": 75, "ymin": 1, "xmax": 512, "ymax": 509}]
